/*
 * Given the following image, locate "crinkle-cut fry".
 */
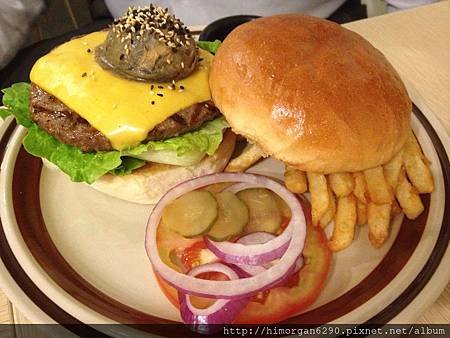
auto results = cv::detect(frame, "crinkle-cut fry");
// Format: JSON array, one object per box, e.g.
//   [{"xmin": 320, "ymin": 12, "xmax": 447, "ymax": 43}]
[
  {"xmin": 319, "ymin": 185, "xmax": 336, "ymax": 228},
  {"xmin": 353, "ymin": 172, "xmax": 369, "ymax": 204},
  {"xmin": 328, "ymin": 172, "xmax": 355, "ymax": 197},
  {"xmin": 364, "ymin": 166, "xmax": 393, "ymax": 204},
  {"xmin": 396, "ymin": 168, "xmax": 424, "ymax": 219},
  {"xmin": 383, "ymin": 148, "xmax": 404, "ymax": 190},
  {"xmin": 225, "ymin": 144, "xmax": 264, "ymax": 172},
  {"xmin": 403, "ymin": 130, "xmax": 434, "ymax": 193},
  {"xmin": 368, "ymin": 202, "xmax": 392, "ymax": 248},
  {"xmin": 284, "ymin": 166, "xmax": 307, "ymax": 194},
  {"xmin": 307, "ymin": 172, "xmax": 329, "ymax": 226},
  {"xmin": 328, "ymin": 194, "xmax": 357, "ymax": 252},
  {"xmin": 356, "ymin": 199, "xmax": 368, "ymax": 225}
]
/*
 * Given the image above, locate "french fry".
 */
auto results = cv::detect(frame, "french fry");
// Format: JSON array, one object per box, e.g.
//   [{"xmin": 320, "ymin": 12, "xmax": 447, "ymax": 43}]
[
  {"xmin": 353, "ymin": 172, "xmax": 369, "ymax": 204},
  {"xmin": 367, "ymin": 202, "xmax": 392, "ymax": 248},
  {"xmin": 395, "ymin": 168, "xmax": 424, "ymax": 219},
  {"xmin": 364, "ymin": 166, "xmax": 393, "ymax": 204},
  {"xmin": 307, "ymin": 172, "xmax": 329, "ymax": 226},
  {"xmin": 328, "ymin": 194, "xmax": 357, "ymax": 252},
  {"xmin": 403, "ymin": 131, "xmax": 434, "ymax": 193},
  {"xmin": 328, "ymin": 172, "xmax": 354, "ymax": 197},
  {"xmin": 284, "ymin": 166, "xmax": 307, "ymax": 194},
  {"xmin": 383, "ymin": 148, "xmax": 404, "ymax": 190},
  {"xmin": 225, "ymin": 144, "xmax": 264, "ymax": 172},
  {"xmin": 319, "ymin": 186, "xmax": 336, "ymax": 227},
  {"xmin": 391, "ymin": 199, "xmax": 402, "ymax": 217},
  {"xmin": 356, "ymin": 199, "xmax": 368, "ymax": 225}
]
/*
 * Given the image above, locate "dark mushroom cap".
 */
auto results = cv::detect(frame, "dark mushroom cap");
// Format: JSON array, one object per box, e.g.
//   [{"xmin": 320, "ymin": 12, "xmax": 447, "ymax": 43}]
[{"xmin": 95, "ymin": 5, "xmax": 198, "ymax": 82}]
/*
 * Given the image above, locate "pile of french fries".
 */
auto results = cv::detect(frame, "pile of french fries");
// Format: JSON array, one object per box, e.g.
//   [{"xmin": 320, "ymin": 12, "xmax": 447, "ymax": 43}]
[
  {"xmin": 284, "ymin": 131, "xmax": 434, "ymax": 251},
  {"xmin": 225, "ymin": 131, "xmax": 434, "ymax": 251}
]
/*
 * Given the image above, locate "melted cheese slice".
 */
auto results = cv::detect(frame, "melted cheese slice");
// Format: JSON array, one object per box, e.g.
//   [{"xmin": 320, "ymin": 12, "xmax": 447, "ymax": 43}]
[{"xmin": 30, "ymin": 31, "xmax": 213, "ymax": 150}]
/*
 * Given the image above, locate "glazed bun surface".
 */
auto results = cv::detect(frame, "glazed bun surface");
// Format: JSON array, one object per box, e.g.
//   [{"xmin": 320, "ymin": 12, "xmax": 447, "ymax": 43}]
[{"xmin": 210, "ymin": 14, "xmax": 411, "ymax": 173}]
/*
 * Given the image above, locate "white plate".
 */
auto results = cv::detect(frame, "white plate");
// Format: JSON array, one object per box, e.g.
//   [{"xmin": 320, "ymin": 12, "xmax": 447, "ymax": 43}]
[{"xmin": 0, "ymin": 100, "xmax": 449, "ymax": 337}]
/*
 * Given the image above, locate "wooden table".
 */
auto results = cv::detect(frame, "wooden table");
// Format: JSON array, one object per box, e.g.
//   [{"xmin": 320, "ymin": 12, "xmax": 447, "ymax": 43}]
[{"xmin": 1, "ymin": 0, "xmax": 449, "ymax": 327}]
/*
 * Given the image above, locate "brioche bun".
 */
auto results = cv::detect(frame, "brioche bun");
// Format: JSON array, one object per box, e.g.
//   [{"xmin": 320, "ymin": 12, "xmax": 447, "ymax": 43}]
[{"xmin": 210, "ymin": 14, "xmax": 411, "ymax": 173}]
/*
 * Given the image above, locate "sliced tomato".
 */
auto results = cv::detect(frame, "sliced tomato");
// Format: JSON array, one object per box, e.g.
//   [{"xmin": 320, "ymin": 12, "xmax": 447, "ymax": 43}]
[
  {"xmin": 154, "ymin": 198, "xmax": 331, "ymax": 324},
  {"xmin": 233, "ymin": 223, "xmax": 331, "ymax": 323}
]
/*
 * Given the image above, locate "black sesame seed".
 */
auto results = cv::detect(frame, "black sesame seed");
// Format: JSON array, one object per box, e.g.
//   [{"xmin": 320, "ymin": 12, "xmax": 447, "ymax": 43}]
[
  {"xmin": 119, "ymin": 54, "xmax": 125, "ymax": 60},
  {"xmin": 150, "ymin": 84, "xmax": 154, "ymax": 90},
  {"xmin": 157, "ymin": 93, "xmax": 163, "ymax": 97},
  {"xmin": 151, "ymin": 101, "xmax": 155, "ymax": 105},
  {"xmin": 180, "ymin": 85, "xmax": 185, "ymax": 90},
  {"xmin": 81, "ymin": 72, "xmax": 87, "ymax": 77},
  {"xmin": 158, "ymin": 85, "xmax": 164, "ymax": 89}
]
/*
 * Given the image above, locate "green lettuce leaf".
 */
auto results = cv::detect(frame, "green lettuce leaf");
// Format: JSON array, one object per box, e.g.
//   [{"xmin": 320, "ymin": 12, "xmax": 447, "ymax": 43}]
[
  {"xmin": 1, "ymin": 83, "xmax": 33, "ymax": 127},
  {"xmin": 110, "ymin": 157, "xmax": 146, "ymax": 176},
  {"xmin": 1, "ymin": 83, "xmax": 228, "ymax": 184},
  {"xmin": 197, "ymin": 40, "xmax": 221, "ymax": 54},
  {"xmin": 128, "ymin": 117, "xmax": 229, "ymax": 157},
  {"xmin": 24, "ymin": 125, "xmax": 122, "ymax": 183}
]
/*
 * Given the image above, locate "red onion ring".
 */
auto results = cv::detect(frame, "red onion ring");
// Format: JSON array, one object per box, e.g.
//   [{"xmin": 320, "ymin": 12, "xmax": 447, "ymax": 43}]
[
  {"xmin": 234, "ymin": 233, "xmax": 304, "ymax": 277},
  {"xmin": 204, "ymin": 235, "xmax": 290, "ymax": 265},
  {"xmin": 145, "ymin": 173, "xmax": 306, "ymax": 299},
  {"xmin": 178, "ymin": 263, "xmax": 248, "ymax": 324}
]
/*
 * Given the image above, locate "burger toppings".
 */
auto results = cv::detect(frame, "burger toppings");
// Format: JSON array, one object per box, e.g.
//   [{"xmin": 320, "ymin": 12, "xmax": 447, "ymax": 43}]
[
  {"xmin": 29, "ymin": 83, "xmax": 220, "ymax": 152},
  {"xmin": 145, "ymin": 173, "xmax": 310, "ymax": 325},
  {"xmin": 29, "ymin": 31, "xmax": 214, "ymax": 151},
  {"xmin": 95, "ymin": 5, "xmax": 198, "ymax": 82}
]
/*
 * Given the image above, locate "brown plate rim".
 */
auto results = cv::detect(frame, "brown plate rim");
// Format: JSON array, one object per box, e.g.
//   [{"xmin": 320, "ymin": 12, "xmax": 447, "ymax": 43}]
[{"xmin": 0, "ymin": 104, "xmax": 448, "ymax": 336}]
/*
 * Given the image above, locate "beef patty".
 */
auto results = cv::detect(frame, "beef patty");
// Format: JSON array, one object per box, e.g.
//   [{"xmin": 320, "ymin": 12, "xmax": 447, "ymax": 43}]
[{"xmin": 30, "ymin": 84, "xmax": 220, "ymax": 152}]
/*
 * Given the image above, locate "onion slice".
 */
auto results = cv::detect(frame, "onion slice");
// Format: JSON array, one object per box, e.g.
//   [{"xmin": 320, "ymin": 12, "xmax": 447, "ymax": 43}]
[
  {"xmin": 234, "ymin": 233, "xmax": 304, "ymax": 277},
  {"xmin": 178, "ymin": 263, "xmax": 248, "ymax": 325},
  {"xmin": 145, "ymin": 173, "xmax": 307, "ymax": 299}
]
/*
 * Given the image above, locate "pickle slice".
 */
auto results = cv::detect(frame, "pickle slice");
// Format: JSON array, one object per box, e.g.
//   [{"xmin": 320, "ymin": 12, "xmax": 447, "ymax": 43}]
[
  {"xmin": 237, "ymin": 188, "xmax": 282, "ymax": 234},
  {"xmin": 162, "ymin": 190, "xmax": 218, "ymax": 238},
  {"xmin": 207, "ymin": 191, "xmax": 249, "ymax": 241},
  {"xmin": 273, "ymin": 193, "xmax": 292, "ymax": 218}
]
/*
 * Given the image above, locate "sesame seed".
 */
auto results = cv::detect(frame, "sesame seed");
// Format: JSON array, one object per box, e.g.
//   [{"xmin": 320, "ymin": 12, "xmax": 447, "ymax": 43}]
[
  {"xmin": 181, "ymin": 62, "xmax": 185, "ymax": 69},
  {"xmin": 158, "ymin": 85, "xmax": 164, "ymax": 89},
  {"xmin": 151, "ymin": 101, "xmax": 155, "ymax": 105},
  {"xmin": 111, "ymin": 5, "xmax": 194, "ymax": 50},
  {"xmin": 157, "ymin": 93, "xmax": 163, "ymax": 97},
  {"xmin": 150, "ymin": 84, "xmax": 154, "ymax": 90},
  {"xmin": 180, "ymin": 85, "xmax": 185, "ymax": 90},
  {"xmin": 81, "ymin": 72, "xmax": 87, "ymax": 77},
  {"xmin": 87, "ymin": 48, "xmax": 91, "ymax": 53}
]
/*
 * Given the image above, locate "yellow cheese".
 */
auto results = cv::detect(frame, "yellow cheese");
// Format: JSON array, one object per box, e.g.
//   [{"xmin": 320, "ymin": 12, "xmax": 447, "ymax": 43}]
[{"xmin": 30, "ymin": 31, "xmax": 213, "ymax": 150}]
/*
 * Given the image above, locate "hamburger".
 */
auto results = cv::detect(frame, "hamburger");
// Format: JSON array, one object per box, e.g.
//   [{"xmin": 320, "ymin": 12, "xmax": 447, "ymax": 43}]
[
  {"xmin": 207, "ymin": 14, "xmax": 433, "ymax": 250},
  {"xmin": 1, "ymin": 5, "xmax": 235, "ymax": 204}
]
